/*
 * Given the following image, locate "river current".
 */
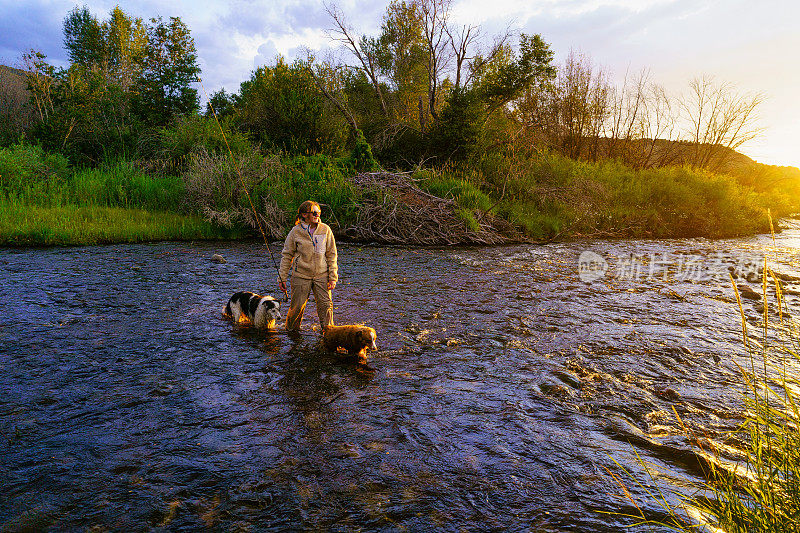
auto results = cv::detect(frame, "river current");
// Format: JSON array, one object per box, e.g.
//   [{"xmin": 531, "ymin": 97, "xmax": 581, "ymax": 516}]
[{"xmin": 2, "ymin": 225, "xmax": 800, "ymax": 531}]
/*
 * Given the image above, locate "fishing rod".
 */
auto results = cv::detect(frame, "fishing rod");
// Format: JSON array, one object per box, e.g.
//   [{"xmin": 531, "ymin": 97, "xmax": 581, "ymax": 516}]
[{"xmin": 198, "ymin": 78, "xmax": 289, "ymax": 302}]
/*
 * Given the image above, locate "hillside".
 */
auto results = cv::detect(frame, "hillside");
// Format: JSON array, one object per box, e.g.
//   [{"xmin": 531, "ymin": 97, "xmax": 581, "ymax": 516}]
[{"xmin": 0, "ymin": 64, "xmax": 35, "ymax": 143}]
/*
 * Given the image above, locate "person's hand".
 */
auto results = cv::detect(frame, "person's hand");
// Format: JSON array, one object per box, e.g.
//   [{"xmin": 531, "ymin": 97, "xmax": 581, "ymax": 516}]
[{"xmin": 327, "ymin": 280, "xmax": 336, "ymax": 291}]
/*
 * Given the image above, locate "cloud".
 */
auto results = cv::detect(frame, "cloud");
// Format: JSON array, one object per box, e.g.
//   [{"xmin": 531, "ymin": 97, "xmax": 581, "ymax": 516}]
[
  {"xmin": 220, "ymin": 0, "xmax": 288, "ymax": 35},
  {"xmin": 255, "ymin": 40, "xmax": 280, "ymax": 65},
  {"xmin": 0, "ymin": 2, "xmax": 69, "ymax": 66}
]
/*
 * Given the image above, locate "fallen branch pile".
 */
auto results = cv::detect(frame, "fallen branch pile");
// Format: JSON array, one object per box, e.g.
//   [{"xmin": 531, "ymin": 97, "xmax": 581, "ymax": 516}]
[{"xmin": 343, "ymin": 172, "xmax": 527, "ymax": 245}]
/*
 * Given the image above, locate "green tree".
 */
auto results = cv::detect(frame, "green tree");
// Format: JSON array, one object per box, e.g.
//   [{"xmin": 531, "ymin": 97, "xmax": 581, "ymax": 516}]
[
  {"xmin": 428, "ymin": 33, "xmax": 556, "ymax": 163},
  {"xmin": 32, "ymin": 64, "xmax": 139, "ymax": 163},
  {"xmin": 374, "ymin": 1, "xmax": 428, "ymax": 126},
  {"xmin": 474, "ymin": 33, "xmax": 556, "ymax": 114},
  {"xmin": 138, "ymin": 16, "xmax": 200, "ymax": 125},
  {"xmin": 63, "ymin": 6, "xmax": 147, "ymax": 89},
  {"xmin": 428, "ymin": 87, "xmax": 483, "ymax": 161},
  {"xmin": 30, "ymin": 6, "xmax": 201, "ymax": 163},
  {"xmin": 236, "ymin": 57, "xmax": 343, "ymax": 154},
  {"xmin": 105, "ymin": 7, "xmax": 148, "ymax": 90},
  {"xmin": 205, "ymin": 89, "xmax": 235, "ymax": 118},
  {"xmin": 326, "ymin": 1, "xmax": 556, "ymax": 166},
  {"xmin": 63, "ymin": 7, "xmax": 103, "ymax": 67}
]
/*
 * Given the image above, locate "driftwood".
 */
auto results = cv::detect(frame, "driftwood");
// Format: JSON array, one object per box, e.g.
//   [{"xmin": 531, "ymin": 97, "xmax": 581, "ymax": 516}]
[{"xmin": 342, "ymin": 172, "xmax": 527, "ymax": 245}]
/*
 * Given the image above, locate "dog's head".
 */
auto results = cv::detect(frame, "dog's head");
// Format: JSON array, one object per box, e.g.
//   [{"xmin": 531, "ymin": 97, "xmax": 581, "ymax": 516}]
[
  {"xmin": 361, "ymin": 327, "xmax": 377, "ymax": 351},
  {"xmin": 259, "ymin": 296, "xmax": 282, "ymax": 326}
]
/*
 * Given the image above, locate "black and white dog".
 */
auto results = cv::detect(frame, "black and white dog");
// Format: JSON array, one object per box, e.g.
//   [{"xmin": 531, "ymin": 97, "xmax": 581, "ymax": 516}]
[{"xmin": 222, "ymin": 291, "xmax": 281, "ymax": 329}]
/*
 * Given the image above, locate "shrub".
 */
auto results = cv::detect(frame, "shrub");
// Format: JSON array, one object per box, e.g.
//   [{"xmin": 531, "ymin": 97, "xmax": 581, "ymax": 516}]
[
  {"xmin": 0, "ymin": 143, "xmax": 70, "ymax": 193},
  {"xmin": 137, "ymin": 115, "xmax": 254, "ymax": 174},
  {"xmin": 347, "ymin": 129, "xmax": 379, "ymax": 173}
]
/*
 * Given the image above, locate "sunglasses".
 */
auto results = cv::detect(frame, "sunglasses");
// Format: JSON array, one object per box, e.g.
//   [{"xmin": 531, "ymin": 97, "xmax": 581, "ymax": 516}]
[{"xmin": 304, "ymin": 211, "xmax": 321, "ymax": 216}]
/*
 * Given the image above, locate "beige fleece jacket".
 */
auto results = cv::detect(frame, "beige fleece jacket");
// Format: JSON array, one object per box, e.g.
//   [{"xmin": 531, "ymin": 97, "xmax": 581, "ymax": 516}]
[{"xmin": 278, "ymin": 222, "xmax": 338, "ymax": 282}]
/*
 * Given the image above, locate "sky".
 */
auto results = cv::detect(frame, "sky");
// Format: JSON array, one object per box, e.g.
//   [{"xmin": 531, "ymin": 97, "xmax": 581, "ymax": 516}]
[{"xmin": 1, "ymin": 0, "xmax": 798, "ymax": 167}]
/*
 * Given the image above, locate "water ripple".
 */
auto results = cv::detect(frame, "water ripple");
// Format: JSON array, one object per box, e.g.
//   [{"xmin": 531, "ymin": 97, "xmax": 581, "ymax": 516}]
[{"xmin": 2, "ymin": 230, "xmax": 799, "ymax": 530}]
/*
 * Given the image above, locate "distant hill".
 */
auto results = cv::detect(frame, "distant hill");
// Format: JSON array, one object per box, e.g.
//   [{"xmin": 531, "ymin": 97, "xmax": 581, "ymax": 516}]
[
  {"xmin": 0, "ymin": 64, "xmax": 35, "ymax": 142},
  {"xmin": 0, "ymin": 64, "xmax": 30, "ymax": 99}
]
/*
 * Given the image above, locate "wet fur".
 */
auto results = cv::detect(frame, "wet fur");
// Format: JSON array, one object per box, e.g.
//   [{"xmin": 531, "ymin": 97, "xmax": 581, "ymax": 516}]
[
  {"xmin": 323, "ymin": 325, "xmax": 378, "ymax": 360},
  {"xmin": 223, "ymin": 291, "xmax": 281, "ymax": 329}
]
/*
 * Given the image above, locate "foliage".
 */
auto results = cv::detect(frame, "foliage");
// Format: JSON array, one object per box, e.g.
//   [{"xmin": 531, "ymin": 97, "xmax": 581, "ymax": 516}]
[
  {"xmin": 235, "ymin": 57, "xmax": 345, "ymax": 155},
  {"xmin": 428, "ymin": 88, "xmax": 484, "ymax": 162},
  {"xmin": 0, "ymin": 145, "xmax": 183, "ymax": 212},
  {"xmin": 137, "ymin": 114, "xmax": 254, "ymax": 174},
  {"xmin": 31, "ymin": 64, "xmax": 141, "ymax": 164},
  {"xmin": 260, "ymin": 154, "xmax": 360, "ymax": 226},
  {"xmin": 136, "ymin": 16, "xmax": 200, "ymax": 126},
  {"xmin": 183, "ymin": 148, "xmax": 361, "ymax": 236},
  {"xmin": 473, "ymin": 33, "xmax": 556, "ymax": 112},
  {"xmin": 373, "ymin": 0, "xmax": 428, "ymax": 125},
  {"xmin": 28, "ymin": 6, "xmax": 200, "ymax": 165},
  {"xmin": 347, "ymin": 129, "xmax": 380, "ymax": 172},
  {"xmin": 0, "ymin": 142, "xmax": 236, "ymax": 246},
  {"xmin": 183, "ymin": 148, "xmax": 273, "ymax": 223},
  {"xmin": 0, "ymin": 66, "xmax": 37, "ymax": 146},
  {"xmin": 440, "ymin": 149, "xmax": 787, "ymax": 240},
  {"xmin": 413, "ymin": 167, "xmax": 494, "ymax": 231},
  {"xmin": 0, "ymin": 143, "xmax": 70, "ymax": 190},
  {"xmin": 205, "ymin": 89, "xmax": 236, "ymax": 118}
]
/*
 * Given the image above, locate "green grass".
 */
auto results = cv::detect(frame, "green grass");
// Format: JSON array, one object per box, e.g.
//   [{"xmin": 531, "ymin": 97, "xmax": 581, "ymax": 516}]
[
  {"xmin": 1, "ymin": 141, "xmax": 794, "ymax": 246},
  {"xmin": 261, "ymin": 154, "xmax": 360, "ymax": 223},
  {"xmin": 0, "ymin": 142, "xmax": 235, "ymax": 246},
  {"xmin": 0, "ymin": 201, "xmax": 240, "ymax": 246},
  {"xmin": 443, "ymin": 151, "xmax": 787, "ymax": 240},
  {"xmin": 1, "ymin": 153, "xmax": 185, "ymax": 212}
]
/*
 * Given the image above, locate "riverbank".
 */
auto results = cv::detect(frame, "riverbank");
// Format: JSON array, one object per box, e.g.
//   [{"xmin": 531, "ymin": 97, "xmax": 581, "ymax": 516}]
[{"xmin": 0, "ymin": 142, "xmax": 796, "ymax": 246}]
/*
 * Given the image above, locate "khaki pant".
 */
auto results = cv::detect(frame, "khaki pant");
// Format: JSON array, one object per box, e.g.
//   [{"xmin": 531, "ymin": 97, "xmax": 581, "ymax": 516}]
[{"xmin": 286, "ymin": 276, "xmax": 333, "ymax": 331}]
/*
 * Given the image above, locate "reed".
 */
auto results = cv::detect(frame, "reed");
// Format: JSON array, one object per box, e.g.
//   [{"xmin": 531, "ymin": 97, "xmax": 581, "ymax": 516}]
[{"xmin": 692, "ymin": 269, "xmax": 800, "ymax": 532}]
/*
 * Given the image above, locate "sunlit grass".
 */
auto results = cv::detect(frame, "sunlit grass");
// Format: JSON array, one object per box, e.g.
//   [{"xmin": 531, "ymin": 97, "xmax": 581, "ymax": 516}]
[
  {"xmin": 461, "ymin": 151, "xmax": 783, "ymax": 240},
  {"xmin": 1, "ymin": 141, "xmax": 791, "ymax": 245},
  {"xmin": 0, "ymin": 201, "xmax": 240, "ymax": 246}
]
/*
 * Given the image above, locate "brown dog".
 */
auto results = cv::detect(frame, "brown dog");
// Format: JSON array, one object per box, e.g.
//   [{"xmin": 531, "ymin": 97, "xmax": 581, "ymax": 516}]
[{"xmin": 322, "ymin": 325, "xmax": 378, "ymax": 361}]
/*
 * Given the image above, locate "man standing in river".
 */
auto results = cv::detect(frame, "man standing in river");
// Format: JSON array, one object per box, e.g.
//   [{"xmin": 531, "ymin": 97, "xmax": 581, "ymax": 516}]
[{"xmin": 277, "ymin": 200, "xmax": 338, "ymax": 332}]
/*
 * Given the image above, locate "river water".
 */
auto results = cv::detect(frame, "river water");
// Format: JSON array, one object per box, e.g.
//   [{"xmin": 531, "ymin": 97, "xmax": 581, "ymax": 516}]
[{"xmin": 2, "ymin": 226, "xmax": 800, "ymax": 531}]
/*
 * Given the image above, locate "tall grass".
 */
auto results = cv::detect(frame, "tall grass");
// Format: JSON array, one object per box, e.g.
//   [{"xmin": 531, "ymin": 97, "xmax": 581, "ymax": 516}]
[
  {"xmin": 0, "ymin": 200, "xmax": 239, "ymax": 246},
  {"xmin": 692, "ymin": 269, "xmax": 800, "ymax": 532},
  {"xmin": 412, "ymin": 168, "xmax": 494, "ymax": 232},
  {"xmin": 183, "ymin": 150, "xmax": 362, "ymax": 235},
  {"xmin": 462, "ymin": 151, "xmax": 784, "ymax": 239},
  {"xmin": 2, "ymin": 141, "xmax": 794, "ymax": 245},
  {"xmin": 0, "ymin": 143, "xmax": 235, "ymax": 245},
  {"xmin": 1, "ymin": 144, "xmax": 185, "ymax": 211}
]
